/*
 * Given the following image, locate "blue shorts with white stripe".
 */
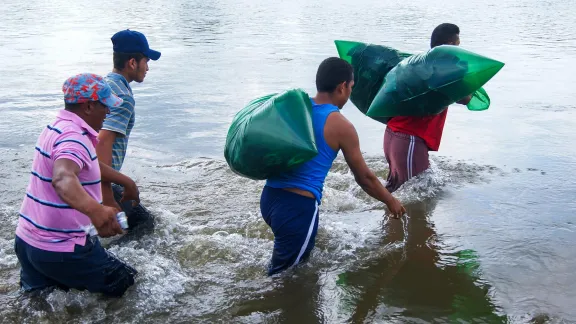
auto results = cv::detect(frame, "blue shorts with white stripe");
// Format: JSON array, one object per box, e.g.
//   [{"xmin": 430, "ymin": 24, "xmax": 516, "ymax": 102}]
[{"xmin": 260, "ymin": 186, "xmax": 319, "ymax": 276}]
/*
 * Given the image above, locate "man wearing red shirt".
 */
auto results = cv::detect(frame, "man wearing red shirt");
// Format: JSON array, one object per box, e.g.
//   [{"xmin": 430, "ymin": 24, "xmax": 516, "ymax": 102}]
[{"xmin": 384, "ymin": 23, "xmax": 472, "ymax": 192}]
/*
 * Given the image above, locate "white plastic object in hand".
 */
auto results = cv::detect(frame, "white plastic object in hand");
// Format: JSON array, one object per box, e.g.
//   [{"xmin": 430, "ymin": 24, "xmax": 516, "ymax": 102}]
[{"xmin": 82, "ymin": 212, "xmax": 128, "ymax": 236}]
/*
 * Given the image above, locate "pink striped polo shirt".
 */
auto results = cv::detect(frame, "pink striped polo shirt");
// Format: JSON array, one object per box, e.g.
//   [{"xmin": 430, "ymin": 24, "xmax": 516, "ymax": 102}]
[{"xmin": 16, "ymin": 109, "xmax": 102, "ymax": 252}]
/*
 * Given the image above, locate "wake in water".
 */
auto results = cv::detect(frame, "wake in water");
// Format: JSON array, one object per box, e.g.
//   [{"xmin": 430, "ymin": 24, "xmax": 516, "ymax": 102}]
[{"xmin": 0, "ymin": 148, "xmax": 508, "ymax": 323}]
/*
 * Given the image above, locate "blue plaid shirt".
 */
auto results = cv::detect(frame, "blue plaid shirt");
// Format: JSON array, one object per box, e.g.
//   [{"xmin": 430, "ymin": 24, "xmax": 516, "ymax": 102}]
[{"xmin": 102, "ymin": 72, "xmax": 135, "ymax": 171}]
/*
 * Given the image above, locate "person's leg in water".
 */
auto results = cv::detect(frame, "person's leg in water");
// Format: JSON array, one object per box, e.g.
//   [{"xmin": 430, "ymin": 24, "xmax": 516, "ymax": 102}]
[
  {"xmin": 15, "ymin": 235, "xmax": 137, "ymax": 297},
  {"xmin": 112, "ymin": 183, "xmax": 155, "ymax": 235},
  {"xmin": 384, "ymin": 128, "xmax": 430, "ymax": 193},
  {"xmin": 260, "ymin": 186, "xmax": 319, "ymax": 276}
]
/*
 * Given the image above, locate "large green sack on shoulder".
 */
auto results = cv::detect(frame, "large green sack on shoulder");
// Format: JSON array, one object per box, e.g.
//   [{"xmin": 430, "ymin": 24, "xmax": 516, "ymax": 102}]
[
  {"xmin": 367, "ymin": 45, "xmax": 504, "ymax": 118},
  {"xmin": 224, "ymin": 89, "xmax": 317, "ymax": 180},
  {"xmin": 335, "ymin": 40, "xmax": 411, "ymax": 124},
  {"xmin": 335, "ymin": 41, "xmax": 497, "ymax": 122}
]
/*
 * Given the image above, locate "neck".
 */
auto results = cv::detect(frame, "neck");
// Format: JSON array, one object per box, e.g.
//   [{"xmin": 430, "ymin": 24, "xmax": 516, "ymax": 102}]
[
  {"xmin": 66, "ymin": 108, "xmax": 95, "ymax": 129},
  {"xmin": 112, "ymin": 68, "xmax": 133, "ymax": 83},
  {"xmin": 312, "ymin": 92, "xmax": 336, "ymax": 106}
]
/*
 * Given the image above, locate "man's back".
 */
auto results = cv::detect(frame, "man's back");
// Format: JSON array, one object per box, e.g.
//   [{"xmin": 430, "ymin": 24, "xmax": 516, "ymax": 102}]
[
  {"xmin": 266, "ymin": 100, "xmax": 340, "ymax": 203},
  {"xmin": 386, "ymin": 108, "xmax": 449, "ymax": 151}
]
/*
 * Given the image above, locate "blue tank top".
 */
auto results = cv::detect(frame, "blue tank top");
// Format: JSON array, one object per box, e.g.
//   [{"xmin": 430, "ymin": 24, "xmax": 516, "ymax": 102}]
[{"xmin": 266, "ymin": 100, "xmax": 339, "ymax": 203}]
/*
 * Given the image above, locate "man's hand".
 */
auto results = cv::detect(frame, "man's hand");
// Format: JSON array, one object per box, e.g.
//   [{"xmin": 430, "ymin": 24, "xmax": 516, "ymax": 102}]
[
  {"xmin": 385, "ymin": 197, "xmax": 406, "ymax": 219},
  {"xmin": 120, "ymin": 179, "xmax": 140, "ymax": 207},
  {"xmin": 91, "ymin": 205, "xmax": 124, "ymax": 237},
  {"xmin": 457, "ymin": 94, "xmax": 473, "ymax": 105},
  {"xmin": 98, "ymin": 161, "xmax": 140, "ymax": 208},
  {"xmin": 102, "ymin": 182, "xmax": 123, "ymax": 211}
]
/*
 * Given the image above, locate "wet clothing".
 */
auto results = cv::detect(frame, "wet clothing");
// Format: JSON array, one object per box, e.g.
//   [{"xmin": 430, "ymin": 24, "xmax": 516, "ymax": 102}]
[
  {"xmin": 260, "ymin": 187, "xmax": 319, "ymax": 276},
  {"xmin": 384, "ymin": 128, "xmax": 430, "ymax": 193},
  {"xmin": 15, "ymin": 235, "xmax": 136, "ymax": 297},
  {"xmin": 261, "ymin": 99, "xmax": 339, "ymax": 275},
  {"xmin": 266, "ymin": 101, "xmax": 339, "ymax": 203},
  {"xmin": 384, "ymin": 106, "xmax": 449, "ymax": 191},
  {"xmin": 386, "ymin": 108, "xmax": 449, "ymax": 152},
  {"xmin": 15, "ymin": 109, "xmax": 137, "ymax": 297},
  {"xmin": 16, "ymin": 110, "xmax": 101, "ymax": 252}
]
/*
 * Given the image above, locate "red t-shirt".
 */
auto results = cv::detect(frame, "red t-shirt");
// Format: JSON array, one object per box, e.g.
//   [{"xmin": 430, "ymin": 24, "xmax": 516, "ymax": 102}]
[{"xmin": 386, "ymin": 108, "xmax": 448, "ymax": 151}]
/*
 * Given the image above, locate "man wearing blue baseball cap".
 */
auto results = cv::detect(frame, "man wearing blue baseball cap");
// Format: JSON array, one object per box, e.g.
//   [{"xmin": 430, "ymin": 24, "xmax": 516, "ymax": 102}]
[
  {"xmin": 14, "ymin": 73, "xmax": 137, "ymax": 297},
  {"xmin": 96, "ymin": 30, "xmax": 161, "ymax": 234}
]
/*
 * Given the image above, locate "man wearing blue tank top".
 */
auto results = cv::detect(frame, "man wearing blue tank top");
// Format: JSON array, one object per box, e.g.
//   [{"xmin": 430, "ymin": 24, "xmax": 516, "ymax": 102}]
[{"xmin": 263, "ymin": 57, "xmax": 406, "ymax": 276}]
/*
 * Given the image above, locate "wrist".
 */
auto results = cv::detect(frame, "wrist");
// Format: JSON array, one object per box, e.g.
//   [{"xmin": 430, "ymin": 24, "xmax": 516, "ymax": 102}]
[
  {"xmin": 382, "ymin": 193, "xmax": 396, "ymax": 205},
  {"xmin": 84, "ymin": 200, "xmax": 104, "ymax": 221},
  {"xmin": 116, "ymin": 173, "xmax": 135, "ymax": 188}
]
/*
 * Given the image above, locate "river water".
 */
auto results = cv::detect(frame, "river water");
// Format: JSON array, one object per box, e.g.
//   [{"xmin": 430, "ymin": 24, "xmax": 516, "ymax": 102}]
[{"xmin": 1, "ymin": 0, "xmax": 575, "ymax": 323}]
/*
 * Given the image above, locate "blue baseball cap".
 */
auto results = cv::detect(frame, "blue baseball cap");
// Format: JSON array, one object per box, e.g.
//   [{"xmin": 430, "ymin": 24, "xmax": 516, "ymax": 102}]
[{"xmin": 111, "ymin": 29, "xmax": 161, "ymax": 61}]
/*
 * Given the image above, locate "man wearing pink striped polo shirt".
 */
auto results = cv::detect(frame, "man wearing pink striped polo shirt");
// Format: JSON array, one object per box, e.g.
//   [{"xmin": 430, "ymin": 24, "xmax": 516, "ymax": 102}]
[{"xmin": 14, "ymin": 73, "xmax": 137, "ymax": 297}]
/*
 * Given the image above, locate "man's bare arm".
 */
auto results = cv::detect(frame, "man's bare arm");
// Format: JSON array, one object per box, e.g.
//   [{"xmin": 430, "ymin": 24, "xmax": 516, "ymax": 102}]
[
  {"xmin": 96, "ymin": 130, "xmax": 116, "ymax": 169},
  {"xmin": 96, "ymin": 130, "xmax": 139, "ymax": 206},
  {"xmin": 52, "ymin": 159, "xmax": 123, "ymax": 237},
  {"xmin": 328, "ymin": 113, "xmax": 405, "ymax": 218}
]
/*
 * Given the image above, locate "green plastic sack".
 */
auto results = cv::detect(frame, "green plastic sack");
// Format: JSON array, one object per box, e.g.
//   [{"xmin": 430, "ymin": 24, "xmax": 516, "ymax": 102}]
[
  {"xmin": 467, "ymin": 87, "xmax": 490, "ymax": 111},
  {"xmin": 224, "ymin": 89, "xmax": 317, "ymax": 180},
  {"xmin": 367, "ymin": 45, "xmax": 504, "ymax": 118},
  {"xmin": 335, "ymin": 40, "xmax": 411, "ymax": 124},
  {"xmin": 334, "ymin": 40, "xmax": 499, "ymax": 121}
]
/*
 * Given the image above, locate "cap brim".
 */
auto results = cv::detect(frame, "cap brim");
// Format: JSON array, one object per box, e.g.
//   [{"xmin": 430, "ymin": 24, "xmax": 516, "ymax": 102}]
[
  {"xmin": 100, "ymin": 93, "xmax": 124, "ymax": 108},
  {"xmin": 146, "ymin": 49, "xmax": 161, "ymax": 61}
]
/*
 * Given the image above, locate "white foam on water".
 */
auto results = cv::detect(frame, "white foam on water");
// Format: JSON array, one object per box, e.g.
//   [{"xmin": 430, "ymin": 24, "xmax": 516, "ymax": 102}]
[
  {"xmin": 0, "ymin": 150, "xmax": 504, "ymax": 322},
  {"xmin": 111, "ymin": 248, "xmax": 189, "ymax": 316},
  {"xmin": 0, "ymin": 238, "xmax": 18, "ymax": 270}
]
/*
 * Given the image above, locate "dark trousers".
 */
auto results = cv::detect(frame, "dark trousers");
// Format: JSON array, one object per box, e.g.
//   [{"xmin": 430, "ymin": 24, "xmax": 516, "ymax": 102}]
[
  {"xmin": 260, "ymin": 186, "xmax": 319, "ymax": 276},
  {"xmin": 15, "ymin": 235, "xmax": 136, "ymax": 297}
]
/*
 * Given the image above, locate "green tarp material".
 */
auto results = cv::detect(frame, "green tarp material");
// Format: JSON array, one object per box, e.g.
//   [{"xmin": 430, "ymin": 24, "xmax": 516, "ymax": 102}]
[
  {"xmin": 368, "ymin": 45, "xmax": 504, "ymax": 118},
  {"xmin": 224, "ymin": 89, "xmax": 317, "ymax": 180},
  {"xmin": 334, "ymin": 40, "xmax": 504, "ymax": 123},
  {"xmin": 335, "ymin": 40, "xmax": 412, "ymax": 124}
]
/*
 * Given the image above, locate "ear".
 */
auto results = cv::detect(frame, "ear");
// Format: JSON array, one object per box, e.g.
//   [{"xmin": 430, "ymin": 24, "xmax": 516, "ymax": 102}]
[
  {"xmin": 127, "ymin": 58, "xmax": 137, "ymax": 70},
  {"xmin": 84, "ymin": 101, "xmax": 96, "ymax": 115}
]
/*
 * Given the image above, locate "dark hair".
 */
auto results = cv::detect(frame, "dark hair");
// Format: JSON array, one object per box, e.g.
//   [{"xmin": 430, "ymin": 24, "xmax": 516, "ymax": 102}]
[
  {"xmin": 64, "ymin": 102, "xmax": 82, "ymax": 111},
  {"xmin": 316, "ymin": 57, "xmax": 354, "ymax": 93},
  {"xmin": 64, "ymin": 101, "xmax": 101, "ymax": 111},
  {"xmin": 430, "ymin": 23, "xmax": 460, "ymax": 48},
  {"xmin": 113, "ymin": 52, "xmax": 147, "ymax": 70}
]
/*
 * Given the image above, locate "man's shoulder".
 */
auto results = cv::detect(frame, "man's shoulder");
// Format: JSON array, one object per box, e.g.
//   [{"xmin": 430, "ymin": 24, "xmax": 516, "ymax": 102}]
[
  {"xmin": 105, "ymin": 79, "xmax": 135, "ymax": 110},
  {"xmin": 324, "ymin": 111, "xmax": 356, "ymax": 150},
  {"xmin": 52, "ymin": 120, "xmax": 94, "ymax": 142},
  {"xmin": 51, "ymin": 129, "xmax": 98, "ymax": 165},
  {"xmin": 104, "ymin": 72, "xmax": 125, "ymax": 83},
  {"xmin": 105, "ymin": 73, "xmax": 133, "ymax": 95},
  {"xmin": 53, "ymin": 129, "xmax": 95, "ymax": 148},
  {"xmin": 325, "ymin": 111, "xmax": 353, "ymax": 132}
]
